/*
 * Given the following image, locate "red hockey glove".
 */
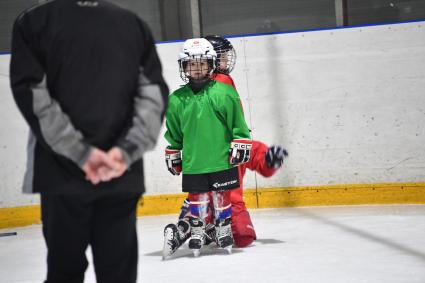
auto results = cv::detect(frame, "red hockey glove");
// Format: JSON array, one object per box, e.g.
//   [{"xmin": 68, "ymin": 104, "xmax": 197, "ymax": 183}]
[
  {"xmin": 265, "ymin": 145, "xmax": 288, "ymax": 169},
  {"xmin": 229, "ymin": 139, "xmax": 252, "ymax": 165},
  {"xmin": 165, "ymin": 147, "xmax": 182, "ymax": 176}
]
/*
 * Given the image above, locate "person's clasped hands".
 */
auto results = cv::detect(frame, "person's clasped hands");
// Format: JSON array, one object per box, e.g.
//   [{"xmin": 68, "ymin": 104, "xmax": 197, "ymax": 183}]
[{"xmin": 82, "ymin": 146, "xmax": 128, "ymax": 185}]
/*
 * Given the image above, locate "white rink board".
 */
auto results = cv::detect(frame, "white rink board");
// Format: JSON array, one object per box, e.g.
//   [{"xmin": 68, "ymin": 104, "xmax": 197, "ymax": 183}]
[{"xmin": 1, "ymin": 22, "xmax": 425, "ymax": 208}]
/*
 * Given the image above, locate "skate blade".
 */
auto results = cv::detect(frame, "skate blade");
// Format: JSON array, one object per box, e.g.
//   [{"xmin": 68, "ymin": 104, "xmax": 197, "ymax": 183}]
[
  {"xmin": 162, "ymin": 243, "xmax": 173, "ymax": 260},
  {"xmin": 162, "ymin": 254, "xmax": 171, "ymax": 261},
  {"xmin": 192, "ymin": 249, "xmax": 201, "ymax": 257},
  {"xmin": 224, "ymin": 246, "xmax": 232, "ymax": 254},
  {"xmin": 162, "ymin": 253, "xmax": 175, "ymax": 260},
  {"xmin": 162, "ymin": 247, "xmax": 173, "ymax": 260}
]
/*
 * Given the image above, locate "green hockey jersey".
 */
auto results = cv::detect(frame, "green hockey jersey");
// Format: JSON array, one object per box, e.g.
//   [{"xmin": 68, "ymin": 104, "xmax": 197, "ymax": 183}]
[{"xmin": 165, "ymin": 81, "xmax": 250, "ymax": 174}]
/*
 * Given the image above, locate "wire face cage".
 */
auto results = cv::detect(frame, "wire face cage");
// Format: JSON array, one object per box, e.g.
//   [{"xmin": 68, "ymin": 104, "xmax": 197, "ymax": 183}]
[
  {"xmin": 178, "ymin": 54, "xmax": 216, "ymax": 83},
  {"xmin": 215, "ymin": 47, "xmax": 236, "ymax": 74}
]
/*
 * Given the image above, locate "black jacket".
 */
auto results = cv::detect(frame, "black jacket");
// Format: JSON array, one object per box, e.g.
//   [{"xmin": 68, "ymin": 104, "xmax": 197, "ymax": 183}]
[{"xmin": 10, "ymin": 0, "xmax": 169, "ymax": 194}]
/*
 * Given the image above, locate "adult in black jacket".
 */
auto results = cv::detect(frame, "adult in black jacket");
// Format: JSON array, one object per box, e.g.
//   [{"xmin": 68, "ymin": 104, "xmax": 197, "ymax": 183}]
[{"xmin": 9, "ymin": 0, "xmax": 169, "ymax": 282}]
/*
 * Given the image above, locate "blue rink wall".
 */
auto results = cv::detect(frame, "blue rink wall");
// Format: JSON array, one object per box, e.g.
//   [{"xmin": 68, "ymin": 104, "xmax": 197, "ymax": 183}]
[{"xmin": 0, "ymin": 21, "xmax": 425, "ymax": 228}]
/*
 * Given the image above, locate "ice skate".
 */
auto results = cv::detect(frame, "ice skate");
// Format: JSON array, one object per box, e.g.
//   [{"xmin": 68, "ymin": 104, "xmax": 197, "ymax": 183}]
[
  {"xmin": 188, "ymin": 217, "xmax": 205, "ymax": 257},
  {"xmin": 162, "ymin": 219, "xmax": 190, "ymax": 260},
  {"xmin": 215, "ymin": 218, "xmax": 234, "ymax": 252}
]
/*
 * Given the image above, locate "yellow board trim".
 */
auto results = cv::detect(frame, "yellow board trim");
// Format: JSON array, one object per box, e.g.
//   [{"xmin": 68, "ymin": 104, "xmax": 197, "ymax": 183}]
[
  {"xmin": 1, "ymin": 182, "xmax": 425, "ymax": 230},
  {"xmin": 0, "ymin": 205, "xmax": 41, "ymax": 230}
]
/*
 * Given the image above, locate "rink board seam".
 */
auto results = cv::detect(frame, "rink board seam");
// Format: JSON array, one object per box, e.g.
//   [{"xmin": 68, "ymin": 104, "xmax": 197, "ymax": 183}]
[{"xmin": 1, "ymin": 182, "xmax": 424, "ymax": 229}]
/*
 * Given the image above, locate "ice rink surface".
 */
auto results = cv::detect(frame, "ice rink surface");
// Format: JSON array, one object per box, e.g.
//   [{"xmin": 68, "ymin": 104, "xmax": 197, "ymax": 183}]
[{"xmin": 1, "ymin": 205, "xmax": 425, "ymax": 283}]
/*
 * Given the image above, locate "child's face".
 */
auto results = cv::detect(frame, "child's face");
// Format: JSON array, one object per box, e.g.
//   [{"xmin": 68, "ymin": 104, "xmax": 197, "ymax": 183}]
[
  {"xmin": 186, "ymin": 58, "xmax": 209, "ymax": 79},
  {"xmin": 218, "ymin": 52, "xmax": 229, "ymax": 70}
]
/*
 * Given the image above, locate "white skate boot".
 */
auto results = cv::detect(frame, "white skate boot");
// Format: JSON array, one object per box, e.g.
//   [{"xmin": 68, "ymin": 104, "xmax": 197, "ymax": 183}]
[
  {"xmin": 215, "ymin": 218, "xmax": 234, "ymax": 254},
  {"xmin": 188, "ymin": 217, "xmax": 205, "ymax": 257},
  {"xmin": 162, "ymin": 219, "xmax": 190, "ymax": 260}
]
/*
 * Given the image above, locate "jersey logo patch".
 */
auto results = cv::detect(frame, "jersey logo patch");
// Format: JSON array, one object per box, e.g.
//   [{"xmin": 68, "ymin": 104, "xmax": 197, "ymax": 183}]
[{"xmin": 212, "ymin": 179, "xmax": 237, "ymax": 189}]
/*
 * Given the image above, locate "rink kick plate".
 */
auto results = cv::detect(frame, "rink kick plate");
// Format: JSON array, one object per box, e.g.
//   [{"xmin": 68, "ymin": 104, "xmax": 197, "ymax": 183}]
[{"xmin": 1, "ymin": 182, "xmax": 425, "ymax": 229}]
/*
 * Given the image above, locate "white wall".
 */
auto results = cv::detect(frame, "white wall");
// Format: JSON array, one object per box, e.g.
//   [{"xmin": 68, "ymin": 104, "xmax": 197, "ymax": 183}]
[{"xmin": 1, "ymin": 22, "xmax": 424, "ymax": 208}]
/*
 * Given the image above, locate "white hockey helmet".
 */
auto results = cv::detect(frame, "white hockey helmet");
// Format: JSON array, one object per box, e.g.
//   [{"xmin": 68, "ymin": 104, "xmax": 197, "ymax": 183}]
[{"xmin": 178, "ymin": 38, "xmax": 217, "ymax": 82}]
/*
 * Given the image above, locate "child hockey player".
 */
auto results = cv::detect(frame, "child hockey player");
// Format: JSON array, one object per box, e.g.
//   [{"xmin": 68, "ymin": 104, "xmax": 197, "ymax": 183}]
[
  {"xmin": 205, "ymin": 35, "xmax": 288, "ymax": 248},
  {"xmin": 164, "ymin": 38, "xmax": 252, "ymax": 257},
  {"xmin": 162, "ymin": 35, "xmax": 288, "ymax": 259}
]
